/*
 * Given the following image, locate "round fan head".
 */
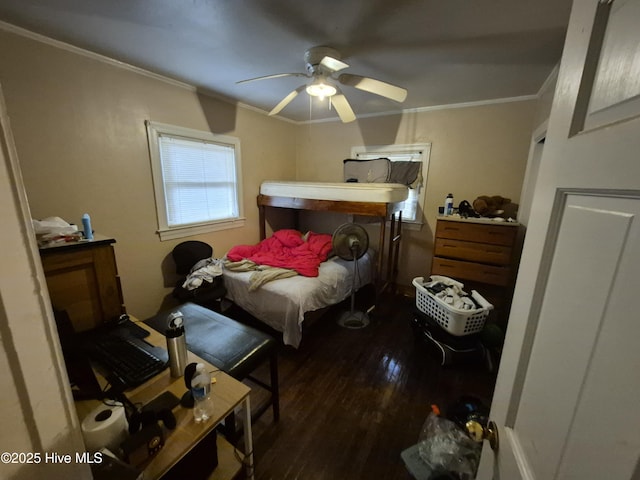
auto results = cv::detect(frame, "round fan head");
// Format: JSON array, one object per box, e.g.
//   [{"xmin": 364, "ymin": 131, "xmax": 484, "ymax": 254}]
[{"xmin": 332, "ymin": 223, "xmax": 369, "ymax": 261}]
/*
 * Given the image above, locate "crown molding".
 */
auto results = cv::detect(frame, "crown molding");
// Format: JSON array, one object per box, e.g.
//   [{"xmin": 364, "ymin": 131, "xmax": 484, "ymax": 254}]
[
  {"xmin": 296, "ymin": 94, "xmax": 538, "ymax": 125},
  {"xmin": 536, "ymin": 64, "xmax": 560, "ymax": 98},
  {"xmin": 0, "ymin": 20, "xmax": 197, "ymax": 91},
  {"xmin": 0, "ymin": 20, "xmax": 279, "ymax": 120}
]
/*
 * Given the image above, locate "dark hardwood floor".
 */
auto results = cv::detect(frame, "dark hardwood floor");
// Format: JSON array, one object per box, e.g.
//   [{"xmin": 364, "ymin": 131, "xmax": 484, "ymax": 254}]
[{"xmin": 226, "ymin": 290, "xmax": 497, "ymax": 480}]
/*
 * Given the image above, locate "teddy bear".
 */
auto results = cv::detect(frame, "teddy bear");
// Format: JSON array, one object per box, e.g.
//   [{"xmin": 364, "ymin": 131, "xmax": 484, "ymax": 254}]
[{"xmin": 472, "ymin": 195, "xmax": 517, "ymax": 218}]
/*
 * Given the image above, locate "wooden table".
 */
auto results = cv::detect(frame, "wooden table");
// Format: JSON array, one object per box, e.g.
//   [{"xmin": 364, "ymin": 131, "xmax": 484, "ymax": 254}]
[{"xmin": 75, "ymin": 320, "xmax": 254, "ymax": 480}]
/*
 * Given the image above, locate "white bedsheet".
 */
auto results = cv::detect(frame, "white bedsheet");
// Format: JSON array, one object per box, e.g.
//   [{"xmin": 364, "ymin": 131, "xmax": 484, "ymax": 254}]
[{"xmin": 222, "ymin": 251, "xmax": 374, "ymax": 348}]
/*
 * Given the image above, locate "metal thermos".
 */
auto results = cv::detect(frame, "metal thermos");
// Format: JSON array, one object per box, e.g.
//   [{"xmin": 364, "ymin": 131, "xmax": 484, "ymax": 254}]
[{"xmin": 166, "ymin": 311, "xmax": 187, "ymax": 377}]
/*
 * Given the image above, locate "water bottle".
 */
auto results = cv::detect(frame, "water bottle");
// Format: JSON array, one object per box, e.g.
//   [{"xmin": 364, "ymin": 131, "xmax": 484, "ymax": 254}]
[
  {"xmin": 82, "ymin": 213, "xmax": 93, "ymax": 240},
  {"xmin": 444, "ymin": 193, "xmax": 454, "ymax": 216},
  {"xmin": 191, "ymin": 363, "xmax": 214, "ymax": 423},
  {"xmin": 166, "ymin": 311, "xmax": 187, "ymax": 378}
]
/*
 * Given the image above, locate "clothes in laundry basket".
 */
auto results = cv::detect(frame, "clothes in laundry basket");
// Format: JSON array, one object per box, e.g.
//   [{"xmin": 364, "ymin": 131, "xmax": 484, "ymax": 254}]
[{"xmin": 422, "ymin": 275, "xmax": 480, "ymax": 310}]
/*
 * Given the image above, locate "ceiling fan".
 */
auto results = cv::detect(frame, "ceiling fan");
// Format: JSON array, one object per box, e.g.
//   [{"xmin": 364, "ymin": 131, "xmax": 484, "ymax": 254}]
[{"xmin": 236, "ymin": 46, "xmax": 408, "ymax": 123}]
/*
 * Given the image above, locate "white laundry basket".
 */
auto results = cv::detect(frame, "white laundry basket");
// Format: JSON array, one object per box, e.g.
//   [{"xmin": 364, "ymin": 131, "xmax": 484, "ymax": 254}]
[{"xmin": 412, "ymin": 276, "xmax": 493, "ymax": 336}]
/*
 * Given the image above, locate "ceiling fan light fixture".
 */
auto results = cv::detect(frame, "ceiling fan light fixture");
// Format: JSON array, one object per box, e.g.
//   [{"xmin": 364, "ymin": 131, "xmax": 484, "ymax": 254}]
[{"xmin": 306, "ymin": 78, "xmax": 336, "ymax": 100}]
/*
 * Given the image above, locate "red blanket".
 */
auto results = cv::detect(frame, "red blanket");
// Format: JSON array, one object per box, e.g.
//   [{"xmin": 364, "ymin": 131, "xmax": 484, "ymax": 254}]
[{"xmin": 226, "ymin": 229, "xmax": 333, "ymax": 277}]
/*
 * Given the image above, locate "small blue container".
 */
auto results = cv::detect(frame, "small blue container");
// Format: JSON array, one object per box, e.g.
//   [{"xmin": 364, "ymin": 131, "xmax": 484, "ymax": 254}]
[{"xmin": 82, "ymin": 213, "xmax": 93, "ymax": 240}]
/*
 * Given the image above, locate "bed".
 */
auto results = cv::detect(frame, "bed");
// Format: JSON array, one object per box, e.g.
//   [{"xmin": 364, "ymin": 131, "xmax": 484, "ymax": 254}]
[
  {"xmin": 223, "ymin": 250, "xmax": 374, "ymax": 348},
  {"xmin": 257, "ymin": 181, "xmax": 408, "ymax": 293},
  {"xmin": 223, "ymin": 180, "xmax": 409, "ymax": 348}
]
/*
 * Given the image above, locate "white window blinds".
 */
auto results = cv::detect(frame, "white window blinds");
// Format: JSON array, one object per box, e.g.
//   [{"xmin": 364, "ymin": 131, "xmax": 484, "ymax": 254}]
[
  {"xmin": 147, "ymin": 121, "xmax": 244, "ymax": 240},
  {"xmin": 159, "ymin": 135, "xmax": 238, "ymax": 226}
]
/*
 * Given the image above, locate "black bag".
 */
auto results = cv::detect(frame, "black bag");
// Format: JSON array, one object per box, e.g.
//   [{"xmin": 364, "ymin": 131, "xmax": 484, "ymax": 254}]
[
  {"xmin": 411, "ymin": 308, "xmax": 484, "ymax": 366},
  {"xmin": 457, "ymin": 200, "xmax": 480, "ymax": 218}
]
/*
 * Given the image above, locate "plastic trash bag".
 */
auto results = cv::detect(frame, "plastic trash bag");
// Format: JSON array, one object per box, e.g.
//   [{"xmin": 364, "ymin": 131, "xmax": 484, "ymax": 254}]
[{"xmin": 417, "ymin": 406, "xmax": 481, "ymax": 480}]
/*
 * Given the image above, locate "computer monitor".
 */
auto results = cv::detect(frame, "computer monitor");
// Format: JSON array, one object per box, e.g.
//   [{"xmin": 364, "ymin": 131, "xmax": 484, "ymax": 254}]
[{"xmin": 53, "ymin": 309, "xmax": 104, "ymax": 400}]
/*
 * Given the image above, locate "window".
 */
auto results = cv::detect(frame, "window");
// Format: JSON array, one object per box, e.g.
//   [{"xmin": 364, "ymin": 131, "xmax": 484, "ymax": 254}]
[
  {"xmin": 351, "ymin": 144, "xmax": 430, "ymax": 224},
  {"xmin": 146, "ymin": 121, "xmax": 244, "ymax": 240}
]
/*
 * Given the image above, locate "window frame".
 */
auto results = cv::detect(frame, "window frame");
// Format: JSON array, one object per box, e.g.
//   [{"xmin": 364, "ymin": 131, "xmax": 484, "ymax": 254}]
[
  {"xmin": 146, "ymin": 121, "xmax": 245, "ymax": 241},
  {"xmin": 350, "ymin": 143, "xmax": 431, "ymax": 226}
]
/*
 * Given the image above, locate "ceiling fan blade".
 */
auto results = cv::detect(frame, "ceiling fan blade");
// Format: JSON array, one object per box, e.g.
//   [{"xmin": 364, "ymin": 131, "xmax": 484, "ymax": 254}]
[
  {"xmin": 331, "ymin": 92, "xmax": 356, "ymax": 123},
  {"xmin": 269, "ymin": 85, "xmax": 306, "ymax": 116},
  {"xmin": 338, "ymin": 73, "xmax": 407, "ymax": 103},
  {"xmin": 319, "ymin": 55, "xmax": 349, "ymax": 73},
  {"xmin": 236, "ymin": 72, "xmax": 307, "ymax": 84}
]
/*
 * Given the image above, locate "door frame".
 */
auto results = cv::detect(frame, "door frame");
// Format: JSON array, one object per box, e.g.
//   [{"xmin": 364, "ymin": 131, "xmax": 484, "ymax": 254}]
[
  {"xmin": 517, "ymin": 120, "xmax": 547, "ymax": 227},
  {"xmin": 0, "ymin": 84, "xmax": 88, "ymax": 477}
]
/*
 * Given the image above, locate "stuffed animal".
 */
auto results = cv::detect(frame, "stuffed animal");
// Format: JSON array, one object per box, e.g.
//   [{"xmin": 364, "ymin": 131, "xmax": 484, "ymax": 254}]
[{"xmin": 472, "ymin": 195, "xmax": 515, "ymax": 218}]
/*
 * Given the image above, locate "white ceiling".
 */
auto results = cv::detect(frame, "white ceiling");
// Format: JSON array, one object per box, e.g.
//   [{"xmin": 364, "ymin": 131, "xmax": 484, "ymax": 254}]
[{"xmin": 0, "ymin": 0, "xmax": 573, "ymax": 123}]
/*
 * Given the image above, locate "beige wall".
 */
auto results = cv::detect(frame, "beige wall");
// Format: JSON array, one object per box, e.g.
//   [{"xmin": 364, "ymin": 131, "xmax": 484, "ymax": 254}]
[
  {"xmin": 0, "ymin": 30, "xmax": 297, "ymax": 319},
  {"xmin": 295, "ymin": 101, "xmax": 537, "ymax": 288}
]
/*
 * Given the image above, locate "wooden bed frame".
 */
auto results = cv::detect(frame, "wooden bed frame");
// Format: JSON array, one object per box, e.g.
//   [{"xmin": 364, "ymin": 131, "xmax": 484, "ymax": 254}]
[{"xmin": 257, "ymin": 194, "xmax": 404, "ymax": 296}]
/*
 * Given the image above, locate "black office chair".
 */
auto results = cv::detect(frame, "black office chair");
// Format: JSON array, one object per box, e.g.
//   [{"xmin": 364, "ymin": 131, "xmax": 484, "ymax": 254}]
[{"xmin": 171, "ymin": 241, "xmax": 226, "ymax": 310}]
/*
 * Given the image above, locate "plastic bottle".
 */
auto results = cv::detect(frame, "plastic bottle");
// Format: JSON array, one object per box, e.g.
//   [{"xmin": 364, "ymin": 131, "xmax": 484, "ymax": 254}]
[
  {"xmin": 82, "ymin": 213, "xmax": 93, "ymax": 240},
  {"xmin": 444, "ymin": 194, "xmax": 454, "ymax": 216},
  {"xmin": 191, "ymin": 363, "xmax": 214, "ymax": 423}
]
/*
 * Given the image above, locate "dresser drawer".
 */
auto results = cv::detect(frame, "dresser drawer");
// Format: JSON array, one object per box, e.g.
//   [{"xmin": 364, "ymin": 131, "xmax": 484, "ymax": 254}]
[
  {"xmin": 434, "ymin": 238, "xmax": 512, "ymax": 266},
  {"xmin": 431, "ymin": 257, "xmax": 511, "ymax": 286},
  {"xmin": 435, "ymin": 220, "xmax": 517, "ymax": 246}
]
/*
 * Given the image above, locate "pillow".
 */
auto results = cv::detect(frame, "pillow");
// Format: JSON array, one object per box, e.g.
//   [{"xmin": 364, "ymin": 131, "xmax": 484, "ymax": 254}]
[
  {"xmin": 343, "ymin": 158, "xmax": 391, "ymax": 183},
  {"xmin": 272, "ymin": 229, "xmax": 304, "ymax": 247}
]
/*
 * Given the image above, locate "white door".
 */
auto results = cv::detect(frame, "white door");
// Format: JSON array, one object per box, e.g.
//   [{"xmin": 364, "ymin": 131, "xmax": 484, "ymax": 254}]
[{"xmin": 477, "ymin": 1, "xmax": 640, "ymax": 479}]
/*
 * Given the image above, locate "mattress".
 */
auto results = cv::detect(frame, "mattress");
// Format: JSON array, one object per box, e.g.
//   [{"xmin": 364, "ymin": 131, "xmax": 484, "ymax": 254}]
[
  {"xmin": 260, "ymin": 181, "xmax": 408, "ymax": 203},
  {"xmin": 223, "ymin": 251, "xmax": 374, "ymax": 348}
]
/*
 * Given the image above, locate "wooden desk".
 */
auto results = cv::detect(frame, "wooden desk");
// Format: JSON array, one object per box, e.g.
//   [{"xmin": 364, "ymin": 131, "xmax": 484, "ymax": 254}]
[{"xmin": 75, "ymin": 320, "xmax": 254, "ymax": 480}]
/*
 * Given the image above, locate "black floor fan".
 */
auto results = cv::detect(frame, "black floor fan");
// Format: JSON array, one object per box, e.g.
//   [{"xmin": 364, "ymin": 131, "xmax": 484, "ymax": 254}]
[{"xmin": 332, "ymin": 223, "xmax": 370, "ymax": 329}]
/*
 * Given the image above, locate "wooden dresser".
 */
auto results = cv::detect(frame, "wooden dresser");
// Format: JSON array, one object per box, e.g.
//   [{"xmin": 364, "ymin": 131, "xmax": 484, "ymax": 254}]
[
  {"xmin": 39, "ymin": 235, "xmax": 125, "ymax": 332},
  {"xmin": 430, "ymin": 217, "xmax": 524, "ymax": 326}
]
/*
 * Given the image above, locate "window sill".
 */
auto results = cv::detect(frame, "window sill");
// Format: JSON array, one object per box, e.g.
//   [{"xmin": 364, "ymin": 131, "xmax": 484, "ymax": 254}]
[
  {"xmin": 400, "ymin": 220, "xmax": 424, "ymax": 232},
  {"xmin": 368, "ymin": 218, "xmax": 423, "ymax": 231},
  {"xmin": 157, "ymin": 218, "xmax": 246, "ymax": 241}
]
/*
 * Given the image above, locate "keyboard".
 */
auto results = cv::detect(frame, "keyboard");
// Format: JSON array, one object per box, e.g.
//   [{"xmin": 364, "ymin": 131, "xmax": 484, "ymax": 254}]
[{"xmin": 85, "ymin": 335, "xmax": 168, "ymax": 388}]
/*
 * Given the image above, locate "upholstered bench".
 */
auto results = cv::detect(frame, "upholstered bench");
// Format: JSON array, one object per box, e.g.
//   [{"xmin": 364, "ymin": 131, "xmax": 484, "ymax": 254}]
[{"xmin": 145, "ymin": 302, "xmax": 279, "ymax": 440}]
